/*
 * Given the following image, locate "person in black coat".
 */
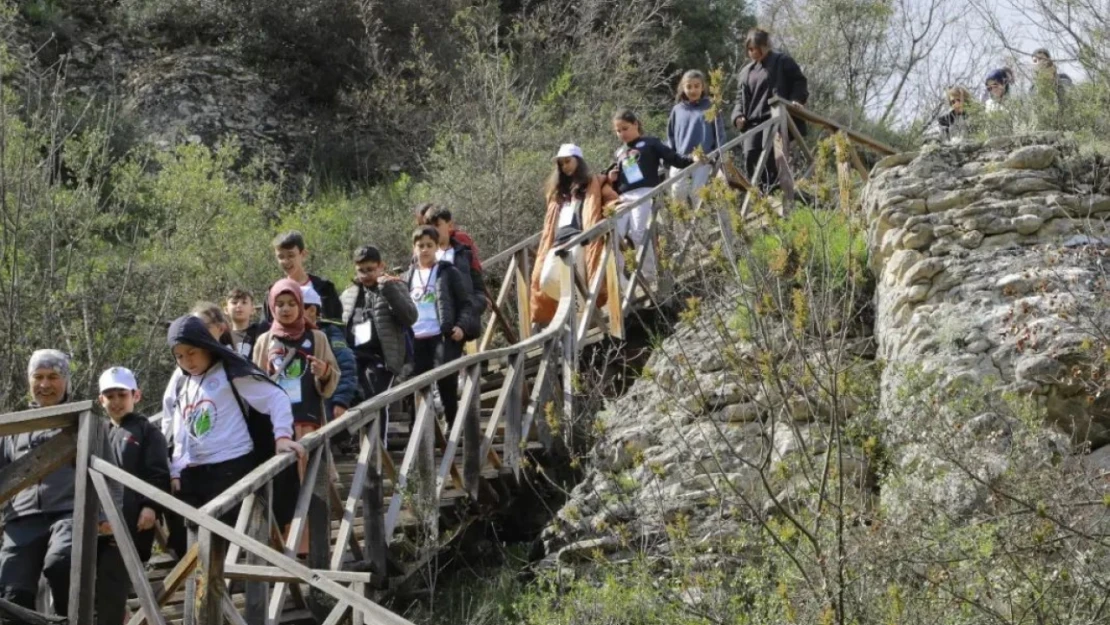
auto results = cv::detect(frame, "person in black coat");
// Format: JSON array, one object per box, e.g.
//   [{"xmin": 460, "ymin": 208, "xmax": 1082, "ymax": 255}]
[
  {"xmin": 95, "ymin": 366, "xmax": 171, "ymax": 625},
  {"xmin": 403, "ymin": 226, "xmax": 480, "ymax": 427},
  {"xmin": 730, "ymin": 27, "xmax": 809, "ymax": 193}
]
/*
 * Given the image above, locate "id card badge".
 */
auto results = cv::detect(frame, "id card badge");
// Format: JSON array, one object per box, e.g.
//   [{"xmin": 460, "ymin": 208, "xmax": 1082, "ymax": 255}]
[
  {"xmin": 621, "ymin": 155, "xmax": 644, "ymax": 184},
  {"xmin": 279, "ymin": 376, "xmax": 303, "ymax": 404},
  {"xmin": 353, "ymin": 320, "xmax": 373, "ymax": 346},
  {"xmin": 557, "ymin": 201, "xmax": 579, "ymax": 228}
]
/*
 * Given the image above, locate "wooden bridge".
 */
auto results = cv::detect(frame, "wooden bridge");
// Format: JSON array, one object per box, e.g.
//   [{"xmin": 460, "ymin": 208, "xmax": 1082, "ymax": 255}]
[{"xmin": 0, "ymin": 100, "xmax": 895, "ymax": 625}]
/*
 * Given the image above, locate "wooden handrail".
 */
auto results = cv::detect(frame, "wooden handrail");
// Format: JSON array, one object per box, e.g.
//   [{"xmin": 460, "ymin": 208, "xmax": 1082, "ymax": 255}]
[
  {"xmin": 0, "ymin": 400, "xmax": 93, "ymax": 437},
  {"xmin": 769, "ymin": 97, "xmax": 898, "ymax": 156}
]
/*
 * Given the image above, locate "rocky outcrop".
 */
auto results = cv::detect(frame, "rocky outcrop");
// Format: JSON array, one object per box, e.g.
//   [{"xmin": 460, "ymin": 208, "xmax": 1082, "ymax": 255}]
[
  {"xmin": 864, "ymin": 134, "xmax": 1110, "ymax": 521},
  {"xmin": 865, "ymin": 134, "xmax": 1110, "ymax": 447},
  {"xmin": 540, "ymin": 310, "xmax": 875, "ymax": 566}
]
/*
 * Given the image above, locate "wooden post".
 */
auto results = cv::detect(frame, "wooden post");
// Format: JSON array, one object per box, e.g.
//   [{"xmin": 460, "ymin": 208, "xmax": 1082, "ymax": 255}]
[
  {"xmin": 462, "ymin": 366, "xmax": 482, "ymax": 498},
  {"xmin": 362, "ymin": 421, "xmax": 387, "ymax": 590},
  {"xmin": 771, "ymin": 102, "xmax": 795, "ymax": 215},
  {"xmin": 68, "ymin": 411, "xmax": 102, "ymax": 625},
  {"xmin": 195, "ymin": 528, "xmax": 228, "ymax": 624},
  {"xmin": 605, "ymin": 234, "xmax": 625, "ymax": 339},
  {"xmin": 415, "ymin": 389, "xmax": 438, "ymax": 549},
  {"xmin": 87, "ymin": 471, "xmax": 167, "ymax": 625},
  {"xmin": 307, "ymin": 444, "xmax": 333, "ymax": 621},
  {"xmin": 504, "ymin": 352, "xmax": 524, "ymax": 480},
  {"xmin": 560, "ymin": 254, "xmax": 577, "ymax": 445},
  {"xmin": 244, "ymin": 497, "xmax": 269, "ymax": 625},
  {"xmin": 515, "ymin": 249, "xmax": 533, "ymax": 340}
]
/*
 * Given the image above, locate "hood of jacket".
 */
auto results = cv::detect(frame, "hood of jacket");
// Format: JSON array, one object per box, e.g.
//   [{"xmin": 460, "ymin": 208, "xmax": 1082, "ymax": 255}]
[{"xmin": 167, "ymin": 315, "xmax": 268, "ymax": 382}]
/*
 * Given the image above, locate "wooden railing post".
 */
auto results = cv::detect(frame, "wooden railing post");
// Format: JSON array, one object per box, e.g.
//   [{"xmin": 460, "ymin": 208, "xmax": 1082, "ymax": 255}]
[
  {"xmin": 362, "ymin": 421, "xmax": 387, "ymax": 588},
  {"xmin": 307, "ymin": 444, "xmax": 333, "ymax": 620},
  {"xmin": 515, "ymin": 249, "xmax": 533, "ymax": 340},
  {"xmin": 416, "ymin": 390, "xmax": 438, "ymax": 548},
  {"xmin": 772, "ymin": 101, "xmax": 795, "ymax": 215},
  {"xmin": 195, "ymin": 529, "xmax": 228, "ymax": 624},
  {"xmin": 244, "ymin": 498, "xmax": 269, "ymax": 624},
  {"xmin": 462, "ymin": 366, "xmax": 482, "ymax": 498},
  {"xmin": 68, "ymin": 410, "xmax": 102, "ymax": 625},
  {"xmin": 560, "ymin": 253, "xmax": 577, "ymax": 443}
]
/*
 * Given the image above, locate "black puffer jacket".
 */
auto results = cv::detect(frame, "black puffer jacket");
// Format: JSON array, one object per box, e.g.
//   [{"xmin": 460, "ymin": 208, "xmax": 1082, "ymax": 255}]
[
  {"xmin": 341, "ymin": 279, "xmax": 419, "ymax": 376},
  {"xmin": 446, "ymin": 238, "xmax": 488, "ymax": 320},
  {"xmin": 402, "ymin": 261, "xmax": 481, "ymax": 341}
]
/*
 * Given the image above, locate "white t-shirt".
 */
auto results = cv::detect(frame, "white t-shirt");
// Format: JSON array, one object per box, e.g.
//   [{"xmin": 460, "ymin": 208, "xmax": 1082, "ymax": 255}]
[
  {"xmin": 161, "ymin": 361, "xmax": 295, "ymax": 478},
  {"xmin": 410, "ymin": 267, "xmax": 440, "ymax": 339}
]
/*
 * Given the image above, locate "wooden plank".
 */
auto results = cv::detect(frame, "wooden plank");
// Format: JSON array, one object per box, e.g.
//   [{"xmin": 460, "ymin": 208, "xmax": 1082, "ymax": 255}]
[
  {"xmin": 362, "ymin": 426, "xmax": 387, "ymax": 586},
  {"xmin": 225, "ymin": 565, "xmax": 376, "ymax": 585},
  {"xmin": 268, "ymin": 447, "xmax": 324, "ymax": 624},
  {"xmin": 483, "ymin": 232, "xmax": 540, "ymax": 267},
  {"xmin": 225, "ymin": 493, "xmax": 256, "ymax": 566},
  {"xmin": 68, "ymin": 411, "xmax": 102, "ymax": 625},
  {"xmin": 126, "ymin": 546, "xmax": 198, "ymax": 625},
  {"xmin": 461, "ymin": 367, "xmax": 482, "ymax": 498},
  {"xmin": 479, "ymin": 359, "xmax": 521, "ymax": 463},
  {"xmin": 576, "ymin": 243, "xmax": 611, "ymax": 344},
  {"xmin": 770, "ymin": 97, "xmax": 897, "ymax": 155},
  {"xmin": 88, "ymin": 470, "xmax": 168, "ymax": 625},
  {"xmin": 331, "ymin": 428, "xmax": 372, "ymax": 570},
  {"xmin": 0, "ymin": 400, "xmax": 91, "ymax": 437},
  {"xmin": 0, "ymin": 598, "xmax": 65, "ymax": 624},
  {"xmin": 787, "ymin": 114, "xmax": 814, "ymax": 164},
  {"xmin": 322, "ymin": 602, "xmax": 351, "ymax": 625},
  {"xmin": 0, "ymin": 427, "xmax": 76, "ymax": 505},
  {"xmin": 195, "ymin": 528, "xmax": 228, "ymax": 625},
  {"xmin": 605, "ymin": 236, "xmax": 625, "ymax": 339},
  {"xmin": 520, "ymin": 342, "xmax": 556, "ymax": 446},
  {"xmin": 221, "ymin": 595, "xmax": 249, "ymax": 625},
  {"xmin": 244, "ymin": 497, "xmax": 269, "ymax": 625},
  {"xmin": 478, "ymin": 256, "xmax": 516, "ymax": 352},
  {"xmin": 504, "ymin": 351, "xmax": 525, "ymax": 480},
  {"xmin": 89, "ymin": 458, "xmax": 417, "ymax": 625},
  {"xmin": 515, "ymin": 249, "xmax": 533, "ymax": 340},
  {"xmin": 772, "ymin": 107, "xmax": 796, "ymax": 214},
  {"xmin": 384, "ymin": 392, "xmax": 433, "ymax": 536},
  {"xmin": 307, "ymin": 443, "xmax": 334, "ymax": 620},
  {"xmin": 484, "ymin": 283, "xmax": 519, "ymax": 346},
  {"xmin": 847, "ymin": 141, "xmax": 870, "ymax": 182}
]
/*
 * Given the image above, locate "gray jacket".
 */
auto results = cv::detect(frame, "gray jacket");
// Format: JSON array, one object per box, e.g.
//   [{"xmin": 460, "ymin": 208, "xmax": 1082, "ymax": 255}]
[
  {"xmin": 341, "ymin": 280, "xmax": 419, "ymax": 376},
  {"xmin": 1, "ymin": 415, "xmax": 123, "ymax": 523}
]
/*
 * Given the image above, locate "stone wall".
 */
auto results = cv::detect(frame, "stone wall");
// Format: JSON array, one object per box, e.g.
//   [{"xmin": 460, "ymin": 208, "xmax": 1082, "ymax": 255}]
[{"xmin": 864, "ymin": 134, "xmax": 1110, "ymax": 449}]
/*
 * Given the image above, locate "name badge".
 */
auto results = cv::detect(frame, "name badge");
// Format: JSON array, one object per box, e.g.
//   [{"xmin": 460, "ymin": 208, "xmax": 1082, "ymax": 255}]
[
  {"xmin": 353, "ymin": 320, "xmax": 373, "ymax": 346},
  {"xmin": 279, "ymin": 375, "xmax": 302, "ymax": 404},
  {"xmin": 622, "ymin": 155, "xmax": 644, "ymax": 184}
]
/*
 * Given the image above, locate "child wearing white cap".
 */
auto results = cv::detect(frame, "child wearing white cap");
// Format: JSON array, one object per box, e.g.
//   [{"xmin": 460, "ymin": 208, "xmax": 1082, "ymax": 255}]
[{"xmin": 96, "ymin": 366, "xmax": 172, "ymax": 624}]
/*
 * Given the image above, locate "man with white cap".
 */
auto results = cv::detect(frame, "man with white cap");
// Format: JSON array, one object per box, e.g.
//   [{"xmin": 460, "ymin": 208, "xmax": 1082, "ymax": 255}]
[{"xmin": 95, "ymin": 366, "xmax": 171, "ymax": 624}]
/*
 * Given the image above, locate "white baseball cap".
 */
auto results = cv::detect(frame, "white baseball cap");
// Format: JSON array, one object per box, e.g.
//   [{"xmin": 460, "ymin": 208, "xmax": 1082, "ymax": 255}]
[
  {"xmin": 555, "ymin": 144, "xmax": 584, "ymax": 160},
  {"xmin": 301, "ymin": 287, "xmax": 323, "ymax": 310},
  {"xmin": 99, "ymin": 367, "xmax": 138, "ymax": 393}
]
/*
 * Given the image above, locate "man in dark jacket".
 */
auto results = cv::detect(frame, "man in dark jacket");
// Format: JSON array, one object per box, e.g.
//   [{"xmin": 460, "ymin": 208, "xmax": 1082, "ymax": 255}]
[
  {"xmin": 341, "ymin": 245, "xmax": 419, "ymax": 418},
  {"xmin": 263, "ymin": 230, "xmax": 344, "ymax": 323},
  {"xmin": 731, "ymin": 27, "xmax": 809, "ymax": 193},
  {"xmin": 94, "ymin": 366, "xmax": 171, "ymax": 625},
  {"xmin": 422, "ymin": 205, "xmax": 488, "ymax": 333},
  {"xmin": 0, "ymin": 350, "xmax": 121, "ymax": 617}
]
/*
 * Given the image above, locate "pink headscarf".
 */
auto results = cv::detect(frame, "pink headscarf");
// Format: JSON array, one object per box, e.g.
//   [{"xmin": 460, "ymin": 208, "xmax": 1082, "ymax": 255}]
[{"xmin": 267, "ymin": 278, "xmax": 314, "ymax": 340}]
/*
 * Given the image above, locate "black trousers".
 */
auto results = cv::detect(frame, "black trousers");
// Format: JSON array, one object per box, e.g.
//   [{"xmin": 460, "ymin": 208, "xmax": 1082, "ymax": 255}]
[
  {"xmin": 356, "ymin": 358, "xmax": 396, "ymax": 440},
  {"xmin": 744, "ymin": 142, "xmax": 779, "ymax": 193},
  {"xmin": 412, "ymin": 337, "xmax": 463, "ymax": 426},
  {"xmin": 0, "ymin": 513, "xmax": 71, "ymax": 615},
  {"xmin": 166, "ymin": 453, "xmax": 254, "ymax": 561}
]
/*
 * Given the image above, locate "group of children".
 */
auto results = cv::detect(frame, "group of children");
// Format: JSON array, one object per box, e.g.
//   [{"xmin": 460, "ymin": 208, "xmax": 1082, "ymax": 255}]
[
  {"xmin": 531, "ymin": 69, "xmax": 722, "ymax": 323},
  {"xmin": 0, "ymin": 66, "xmax": 727, "ymax": 623}
]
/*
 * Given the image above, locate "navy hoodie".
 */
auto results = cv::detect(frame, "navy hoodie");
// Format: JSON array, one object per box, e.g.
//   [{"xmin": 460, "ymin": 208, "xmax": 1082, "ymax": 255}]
[{"xmin": 667, "ymin": 98, "xmax": 725, "ymax": 158}]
